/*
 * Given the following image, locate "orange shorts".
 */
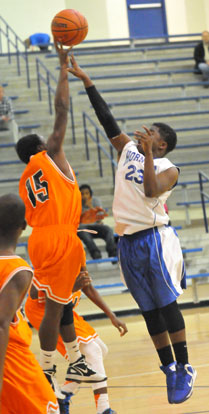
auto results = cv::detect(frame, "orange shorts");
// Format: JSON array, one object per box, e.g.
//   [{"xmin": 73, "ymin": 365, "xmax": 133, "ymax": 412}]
[
  {"xmin": 1, "ymin": 313, "xmax": 59, "ymax": 414},
  {"xmin": 25, "ymin": 295, "xmax": 98, "ymax": 360},
  {"xmin": 28, "ymin": 225, "xmax": 86, "ymax": 304}
]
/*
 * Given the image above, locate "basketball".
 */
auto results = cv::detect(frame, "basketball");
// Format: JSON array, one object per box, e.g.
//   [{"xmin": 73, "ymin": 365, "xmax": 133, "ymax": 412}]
[{"xmin": 51, "ymin": 9, "xmax": 88, "ymax": 46}]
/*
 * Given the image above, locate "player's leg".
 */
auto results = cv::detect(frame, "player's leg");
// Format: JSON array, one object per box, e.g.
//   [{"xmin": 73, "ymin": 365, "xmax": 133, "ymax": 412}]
[
  {"xmin": 160, "ymin": 301, "xmax": 197, "ymax": 404},
  {"xmin": 142, "ymin": 308, "xmax": 176, "ymax": 404},
  {"xmin": 60, "ymin": 303, "xmax": 107, "ymax": 384},
  {"xmin": 80, "ymin": 340, "xmax": 116, "ymax": 414},
  {"xmin": 118, "ymin": 229, "xmax": 178, "ymax": 404},
  {"xmin": 150, "ymin": 226, "xmax": 196, "ymax": 403}
]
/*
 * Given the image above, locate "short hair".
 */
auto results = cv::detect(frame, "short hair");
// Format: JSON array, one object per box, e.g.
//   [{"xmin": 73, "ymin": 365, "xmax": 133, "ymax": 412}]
[
  {"xmin": 153, "ymin": 122, "xmax": 177, "ymax": 154},
  {"xmin": 16, "ymin": 134, "xmax": 44, "ymax": 164},
  {"xmin": 79, "ymin": 184, "xmax": 93, "ymax": 197},
  {"xmin": 0, "ymin": 194, "xmax": 25, "ymax": 239}
]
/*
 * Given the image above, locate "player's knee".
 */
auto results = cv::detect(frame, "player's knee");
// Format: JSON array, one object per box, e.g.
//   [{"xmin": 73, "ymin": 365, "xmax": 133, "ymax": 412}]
[
  {"xmin": 80, "ymin": 341, "xmax": 103, "ymax": 365},
  {"xmin": 160, "ymin": 301, "xmax": 185, "ymax": 333},
  {"xmin": 60, "ymin": 302, "xmax": 74, "ymax": 326},
  {"xmin": 96, "ymin": 337, "xmax": 108, "ymax": 358},
  {"xmin": 142, "ymin": 308, "xmax": 167, "ymax": 336}
]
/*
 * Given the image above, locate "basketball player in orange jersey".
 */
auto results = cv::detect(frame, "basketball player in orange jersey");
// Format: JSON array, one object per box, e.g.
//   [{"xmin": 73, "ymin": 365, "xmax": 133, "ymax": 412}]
[
  {"xmin": 0, "ymin": 193, "xmax": 60, "ymax": 414},
  {"xmin": 25, "ymin": 272, "xmax": 128, "ymax": 414},
  {"xmin": 15, "ymin": 40, "xmax": 106, "ymax": 393}
]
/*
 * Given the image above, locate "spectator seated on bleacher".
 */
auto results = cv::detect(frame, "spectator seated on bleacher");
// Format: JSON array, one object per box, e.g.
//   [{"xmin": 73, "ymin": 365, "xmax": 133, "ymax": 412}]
[
  {"xmin": 24, "ymin": 33, "xmax": 50, "ymax": 52},
  {"xmin": 78, "ymin": 184, "xmax": 117, "ymax": 261},
  {"xmin": 194, "ymin": 30, "xmax": 209, "ymax": 84},
  {"xmin": 0, "ymin": 86, "xmax": 18, "ymax": 142}
]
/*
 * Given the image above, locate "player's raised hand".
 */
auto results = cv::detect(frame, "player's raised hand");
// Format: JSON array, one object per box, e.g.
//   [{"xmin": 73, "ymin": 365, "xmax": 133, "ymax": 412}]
[
  {"xmin": 67, "ymin": 53, "xmax": 87, "ymax": 79},
  {"xmin": 110, "ymin": 313, "xmax": 128, "ymax": 337},
  {"xmin": 134, "ymin": 125, "xmax": 153, "ymax": 155},
  {"xmin": 54, "ymin": 39, "xmax": 72, "ymax": 67}
]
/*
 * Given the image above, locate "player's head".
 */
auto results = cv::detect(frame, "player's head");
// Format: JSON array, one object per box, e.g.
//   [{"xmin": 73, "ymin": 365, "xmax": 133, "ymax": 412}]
[
  {"xmin": 0, "ymin": 194, "xmax": 26, "ymax": 245},
  {"xmin": 16, "ymin": 134, "xmax": 47, "ymax": 164},
  {"xmin": 152, "ymin": 123, "xmax": 177, "ymax": 155},
  {"xmin": 79, "ymin": 184, "xmax": 93, "ymax": 202},
  {"xmin": 202, "ymin": 30, "xmax": 209, "ymax": 44}
]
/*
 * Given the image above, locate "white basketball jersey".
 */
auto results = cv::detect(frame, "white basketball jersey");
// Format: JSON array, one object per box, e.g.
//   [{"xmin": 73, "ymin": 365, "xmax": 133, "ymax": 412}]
[{"xmin": 113, "ymin": 141, "xmax": 178, "ymax": 236}]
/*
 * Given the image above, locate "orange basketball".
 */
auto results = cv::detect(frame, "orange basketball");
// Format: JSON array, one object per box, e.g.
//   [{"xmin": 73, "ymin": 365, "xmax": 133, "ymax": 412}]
[{"xmin": 51, "ymin": 9, "xmax": 88, "ymax": 46}]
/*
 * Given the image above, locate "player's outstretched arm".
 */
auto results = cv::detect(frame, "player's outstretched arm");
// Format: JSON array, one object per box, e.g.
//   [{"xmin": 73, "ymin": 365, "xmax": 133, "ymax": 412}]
[
  {"xmin": 47, "ymin": 42, "xmax": 72, "ymax": 174},
  {"xmin": 82, "ymin": 283, "xmax": 128, "ymax": 336},
  {"xmin": 0, "ymin": 270, "xmax": 32, "ymax": 394},
  {"xmin": 68, "ymin": 54, "xmax": 131, "ymax": 155}
]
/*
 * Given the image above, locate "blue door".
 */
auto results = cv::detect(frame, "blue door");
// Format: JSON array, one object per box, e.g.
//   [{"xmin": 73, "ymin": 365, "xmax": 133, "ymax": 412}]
[{"xmin": 126, "ymin": 0, "xmax": 167, "ymax": 38}]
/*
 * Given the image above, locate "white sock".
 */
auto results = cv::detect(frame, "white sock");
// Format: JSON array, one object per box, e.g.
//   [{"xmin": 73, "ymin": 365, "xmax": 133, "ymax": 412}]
[
  {"xmin": 40, "ymin": 349, "xmax": 56, "ymax": 370},
  {"xmin": 95, "ymin": 393, "xmax": 109, "ymax": 414},
  {"xmin": 61, "ymin": 380, "xmax": 79, "ymax": 394},
  {"xmin": 64, "ymin": 339, "xmax": 82, "ymax": 363}
]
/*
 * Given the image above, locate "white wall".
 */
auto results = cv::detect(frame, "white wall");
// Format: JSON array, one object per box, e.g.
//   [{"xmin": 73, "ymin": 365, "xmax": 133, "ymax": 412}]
[
  {"xmin": 1, "ymin": 0, "xmax": 209, "ymax": 45},
  {"xmin": 1, "ymin": 0, "xmax": 67, "ymax": 41}
]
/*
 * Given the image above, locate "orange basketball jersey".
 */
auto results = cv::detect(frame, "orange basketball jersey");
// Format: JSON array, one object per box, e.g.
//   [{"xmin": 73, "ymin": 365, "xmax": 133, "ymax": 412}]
[
  {"xmin": 0, "ymin": 255, "xmax": 33, "ymax": 345},
  {"xmin": 0, "ymin": 257, "xmax": 59, "ymax": 413},
  {"xmin": 19, "ymin": 150, "xmax": 82, "ymax": 229}
]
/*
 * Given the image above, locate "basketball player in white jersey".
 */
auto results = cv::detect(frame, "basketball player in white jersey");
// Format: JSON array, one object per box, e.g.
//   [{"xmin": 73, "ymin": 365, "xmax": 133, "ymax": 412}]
[{"xmin": 68, "ymin": 54, "xmax": 196, "ymax": 405}]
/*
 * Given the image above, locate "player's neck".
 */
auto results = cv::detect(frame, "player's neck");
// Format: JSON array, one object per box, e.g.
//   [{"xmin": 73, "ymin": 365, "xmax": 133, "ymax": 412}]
[
  {"xmin": 0, "ymin": 248, "xmax": 16, "ymax": 256},
  {"xmin": 0, "ymin": 239, "xmax": 16, "ymax": 256}
]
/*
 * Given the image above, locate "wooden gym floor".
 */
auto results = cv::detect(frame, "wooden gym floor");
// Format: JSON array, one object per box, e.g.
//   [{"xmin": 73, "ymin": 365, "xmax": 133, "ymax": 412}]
[{"xmin": 30, "ymin": 306, "xmax": 209, "ymax": 414}]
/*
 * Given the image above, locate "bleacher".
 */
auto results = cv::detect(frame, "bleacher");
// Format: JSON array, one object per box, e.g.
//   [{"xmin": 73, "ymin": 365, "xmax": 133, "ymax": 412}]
[{"xmin": 1, "ymin": 30, "xmax": 209, "ymax": 307}]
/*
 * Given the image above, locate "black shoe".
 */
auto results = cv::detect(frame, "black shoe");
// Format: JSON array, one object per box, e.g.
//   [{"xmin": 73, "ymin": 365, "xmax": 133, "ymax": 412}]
[
  {"xmin": 65, "ymin": 355, "xmax": 107, "ymax": 383},
  {"xmin": 91, "ymin": 250, "xmax": 102, "ymax": 260},
  {"xmin": 44, "ymin": 365, "xmax": 65, "ymax": 399}
]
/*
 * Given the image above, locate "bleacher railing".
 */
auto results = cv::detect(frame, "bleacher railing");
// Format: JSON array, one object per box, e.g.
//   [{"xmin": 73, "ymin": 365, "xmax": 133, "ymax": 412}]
[
  {"xmin": 0, "ymin": 15, "xmax": 30, "ymax": 88},
  {"xmin": 199, "ymin": 171, "xmax": 209, "ymax": 233},
  {"xmin": 36, "ymin": 58, "xmax": 75, "ymax": 144},
  {"xmin": 83, "ymin": 111, "xmax": 117, "ymax": 185}
]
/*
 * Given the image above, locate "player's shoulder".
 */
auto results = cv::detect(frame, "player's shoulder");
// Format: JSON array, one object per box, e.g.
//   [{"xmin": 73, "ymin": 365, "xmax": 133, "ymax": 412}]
[{"xmin": 154, "ymin": 157, "xmax": 176, "ymax": 169}]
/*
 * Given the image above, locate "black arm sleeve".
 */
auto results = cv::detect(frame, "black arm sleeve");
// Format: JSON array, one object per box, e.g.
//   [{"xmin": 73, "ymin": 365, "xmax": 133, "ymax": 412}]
[{"xmin": 85, "ymin": 85, "xmax": 121, "ymax": 139}]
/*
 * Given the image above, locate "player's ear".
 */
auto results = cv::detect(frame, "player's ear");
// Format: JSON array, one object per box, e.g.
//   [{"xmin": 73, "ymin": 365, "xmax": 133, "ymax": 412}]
[{"xmin": 159, "ymin": 140, "xmax": 167, "ymax": 152}]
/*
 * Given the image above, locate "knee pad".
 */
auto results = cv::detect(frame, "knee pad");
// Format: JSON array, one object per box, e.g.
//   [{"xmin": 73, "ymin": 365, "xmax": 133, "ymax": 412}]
[
  {"xmin": 142, "ymin": 308, "xmax": 167, "ymax": 336},
  {"xmin": 160, "ymin": 301, "xmax": 185, "ymax": 334},
  {"xmin": 60, "ymin": 302, "xmax": 74, "ymax": 326},
  {"xmin": 94, "ymin": 336, "xmax": 108, "ymax": 359}
]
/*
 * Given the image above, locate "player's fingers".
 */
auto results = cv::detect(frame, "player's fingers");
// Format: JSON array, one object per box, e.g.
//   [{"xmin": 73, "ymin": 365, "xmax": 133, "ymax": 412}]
[{"xmin": 142, "ymin": 125, "xmax": 151, "ymax": 135}]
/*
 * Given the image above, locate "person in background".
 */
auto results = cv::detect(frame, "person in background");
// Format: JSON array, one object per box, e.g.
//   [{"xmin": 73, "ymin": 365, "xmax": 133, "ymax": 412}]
[
  {"xmin": 24, "ymin": 33, "xmax": 50, "ymax": 52},
  {"xmin": 0, "ymin": 86, "xmax": 18, "ymax": 142},
  {"xmin": 78, "ymin": 184, "xmax": 117, "ymax": 260},
  {"xmin": 194, "ymin": 30, "xmax": 209, "ymax": 85}
]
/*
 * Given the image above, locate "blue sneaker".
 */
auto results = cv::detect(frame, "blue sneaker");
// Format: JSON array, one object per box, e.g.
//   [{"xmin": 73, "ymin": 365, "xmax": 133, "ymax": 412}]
[
  {"xmin": 102, "ymin": 410, "xmax": 117, "ymax": 414},
  {"xmin": 160, "ymin": 361, "xmax": 177, "ymax": 404},
  {"xmin": 173, "ymin": 363, "xmax": 197, "ymax": 404},
  {"xmin": 58, "ymin": 393, "xmax": 73, "ymax": 414}
]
